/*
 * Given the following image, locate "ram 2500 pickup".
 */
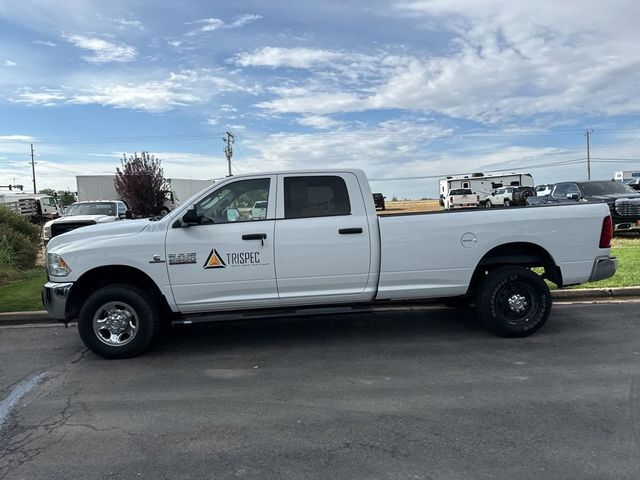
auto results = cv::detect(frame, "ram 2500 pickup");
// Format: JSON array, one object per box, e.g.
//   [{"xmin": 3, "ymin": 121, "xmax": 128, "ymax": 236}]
[{"xmin": 43, "ymin": 169, "xmax": 617, "ymax": 358}]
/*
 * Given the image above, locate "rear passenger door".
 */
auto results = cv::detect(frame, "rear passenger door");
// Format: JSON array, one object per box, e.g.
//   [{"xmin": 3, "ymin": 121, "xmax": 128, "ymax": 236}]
[{"xmin": 274, "ymin": 173, "xmax": 372, "ymax": 302}]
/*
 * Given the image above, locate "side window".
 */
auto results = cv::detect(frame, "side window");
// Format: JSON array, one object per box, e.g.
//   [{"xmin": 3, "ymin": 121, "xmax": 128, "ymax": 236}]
[
  {"xmin": 552, "ymin": 184, "xmax": 569, "ymax": 198},
  {"xmin": 463, "ymin": 182, "xmax": 469, "ymax": 188},
  {"xmin": 194, "ymin": 178, "xmax": 270, "ymax": 225},
  {"xmin": 117, "ymin": 202, "xmax": 127, "ymax": 215},
  {"xmin": 566, "ymin": 183, "xmax": 580, "ymax": 196},
  {"xmin": 284, "ymin": 176, "xmax": 351, "ymax": 219}
]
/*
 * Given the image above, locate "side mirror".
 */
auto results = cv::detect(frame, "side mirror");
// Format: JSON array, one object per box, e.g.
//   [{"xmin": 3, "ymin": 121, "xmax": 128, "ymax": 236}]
[
  {"xmin": 226, "ymin": 208, "xmax": 239, "ymax": 222},
  {"xmin": 181, "ymin": 205, "xmax": 199, "ymax": 226},
  {"xmin": 567, "ymin": 193, "xmax": 580, "ymax": 201},
  {"xmin": 125, "ymin": 210, "xmax": 133, "ymax": 219}
]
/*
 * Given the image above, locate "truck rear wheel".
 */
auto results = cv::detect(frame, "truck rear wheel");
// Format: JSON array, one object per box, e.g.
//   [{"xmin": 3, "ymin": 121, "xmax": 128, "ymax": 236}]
[
  {"xmin": 475, "ymin": 266, "xmax": 551, "ymax": 337},
  {"xmin": 78, "ymin": 284, "xmax": 161, "ymax": 359}
]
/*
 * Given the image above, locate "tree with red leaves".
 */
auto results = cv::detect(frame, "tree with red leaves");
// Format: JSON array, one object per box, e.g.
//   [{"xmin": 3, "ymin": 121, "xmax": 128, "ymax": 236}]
[{"xmin": 115, "ymin": 152, "xmax": 168, "ymax": 217}]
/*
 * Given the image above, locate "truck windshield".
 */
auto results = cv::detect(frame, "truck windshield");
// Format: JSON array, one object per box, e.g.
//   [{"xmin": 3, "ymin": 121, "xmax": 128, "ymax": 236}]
[
  {"xmin": 64, "ymin": 202, "xmax": 116, "ymax": 216},
  {"xmin": 581, "ymin": 181, "xmax": 637, "ymax": 196}
]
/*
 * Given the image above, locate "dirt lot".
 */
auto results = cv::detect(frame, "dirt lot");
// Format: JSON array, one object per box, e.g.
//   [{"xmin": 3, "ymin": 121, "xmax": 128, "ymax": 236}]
[{"xmin": 377, "ymin": 199, "xmax": 442, "ymax": 214}]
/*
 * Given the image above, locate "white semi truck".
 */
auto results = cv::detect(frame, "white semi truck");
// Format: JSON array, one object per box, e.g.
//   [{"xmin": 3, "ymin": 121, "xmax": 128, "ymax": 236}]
[
  {"xmin": 76, "ymin": 175, "xmax": 213, "ymax": 214},
  {"xmin": 44, "ymin": 169, "xmax": 615, "ymax": 359}
]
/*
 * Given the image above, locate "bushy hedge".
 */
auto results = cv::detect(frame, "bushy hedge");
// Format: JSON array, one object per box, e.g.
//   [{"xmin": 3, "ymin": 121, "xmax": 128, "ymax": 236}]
[
  {"xmin": 0, "ymin": 206, "xmax": 41, "ymax": 278},
  {"xmin": 0, "ymin": 206, "xmax": 40, "ymax": 243}
]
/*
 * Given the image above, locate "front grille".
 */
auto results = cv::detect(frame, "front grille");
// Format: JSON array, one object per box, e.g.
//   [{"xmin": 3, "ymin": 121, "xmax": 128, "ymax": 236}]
[
  {"xmin": 51, "ymin": 221, "xmax": 96, "ymax": 237},
  {"xmin": 615, "ymin": 198, "xmax": 640, "ymax": 217}
]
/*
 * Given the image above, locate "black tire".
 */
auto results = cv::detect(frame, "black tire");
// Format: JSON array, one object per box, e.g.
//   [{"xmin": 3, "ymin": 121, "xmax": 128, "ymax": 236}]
[
  {"xmin": 504, "ymin": 199, "xmax": 511, "ymax": 207},
  {"xmin": 475, "ymin": 266, "xmax": 551, "ymax": 337},
  {"xmin": 78, "ymin": 284, "xmax": 161, "ymax": 359},
  {"xmin": 485, "ymin": 200, "xmax": 492, "ymax": 208}
]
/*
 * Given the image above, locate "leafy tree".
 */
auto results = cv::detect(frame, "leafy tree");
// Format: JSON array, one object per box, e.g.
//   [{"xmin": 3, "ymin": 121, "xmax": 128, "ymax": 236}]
[
  {"xmin": 58, "ymin": 191, "xmax": 76, "ymax": 207},
  {"xmin": 38, "ymin": 188, "xmax": 57, "ymax": 197},
  {"xmin": 39, "ymin": 189, "xmax": 75, "ymax": 207},
  {"xmin": 115, "ymin": 152, "xmax": 168, "ymax": 216}
]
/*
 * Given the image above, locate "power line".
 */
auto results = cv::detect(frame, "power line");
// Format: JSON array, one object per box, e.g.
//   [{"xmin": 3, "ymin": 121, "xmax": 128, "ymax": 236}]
[
  {"xmin": 369, "ymin": 157, "xmax": 586, "ymax": 182},
  {"xmin": 223, "ymin": 131, "xmax": 234, "ymax": 177},
  {"xmin": 23, "ymin": 126, "xmax": 640, "ymax": 145},
  {"xmin": 30, "ymin": 143, "xmax": 37, "ymax": 193},
  {"xmin": 585, "ymin": 129, "xmax": 593, "ymax": 180}
]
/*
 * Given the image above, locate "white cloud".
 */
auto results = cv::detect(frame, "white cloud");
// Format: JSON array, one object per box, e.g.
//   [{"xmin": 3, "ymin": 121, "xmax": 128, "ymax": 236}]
[
  {"xmin": 11, "ymin": 88, "xmax": 66, "ymax": 106},
  {"xmin": 186, "ymin": 14, "xmax": 262, "ymax": 35},
  {"xmin": 32, "ymin": 40, "xmax": 57, "ymax": 47},
  {"xmin": 297, "ymin": 115, "xmax": 344, "ymax": 129},
  {"xmin": 112, "ymin": 18, "xmax": 144, "ymax": 30},
  {"xmin": 69, "ymin": 70, "xmax": 250, "ymax": 112},
  {"xmin": 235, "ymin": 47, "xmax": 345, "ymax": 69},
  {"xmin": 189, "ymin": 18, "xmax": 225, "ymax": 32},
  {"xmin": 3, "ymin": 60, "xmax": 17, "ymax": 67},
  {"xmin": 0, "ymin": 135, "xmax": 34, "ymax": 141},
  {"xmin": 9, "ymin": 70, "xmax": 253, "ymax": 112},
  {"xmin": 63, "ymin": 33, "xmax": 137, "ymax": 63},
  {"xmin": 241, "ymin": 3, "xmax": 640, "ymax": 124}
]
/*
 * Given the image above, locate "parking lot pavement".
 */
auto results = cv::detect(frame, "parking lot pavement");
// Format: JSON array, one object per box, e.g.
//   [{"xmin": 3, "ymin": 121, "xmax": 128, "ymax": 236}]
[{"xmin": 1, "ymin": 303, "xmax": 639, "ymax": 480}]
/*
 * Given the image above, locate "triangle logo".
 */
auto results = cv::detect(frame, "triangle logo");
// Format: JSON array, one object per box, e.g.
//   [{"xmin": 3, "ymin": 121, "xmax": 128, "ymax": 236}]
[{"xmin": 203, "ymin": 249, "xmax": 226, "ymax": 269}]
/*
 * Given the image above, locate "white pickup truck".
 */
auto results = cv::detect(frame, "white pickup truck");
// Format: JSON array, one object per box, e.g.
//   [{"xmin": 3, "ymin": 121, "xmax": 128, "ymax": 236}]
[
  {"xmin": 42, "ymin": 200, "xmax": 132, "ymax": 244},
  {"xmin": 43, "ymin": 169, "xmax": 617, "ymax": 358}
]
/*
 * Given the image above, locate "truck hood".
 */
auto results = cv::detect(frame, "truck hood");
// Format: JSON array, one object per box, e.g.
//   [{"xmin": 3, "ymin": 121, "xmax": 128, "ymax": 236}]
[
  {"xmin": 587, "ymin": 193, "xmax": 640, "ymax": 202},
  {"xmin": 46, "ymin": 219, "xmax": 150, "ymax": 251},
  {"xmin": 46, "ymin": 214, "xmax": 115, "ymax": 226}
]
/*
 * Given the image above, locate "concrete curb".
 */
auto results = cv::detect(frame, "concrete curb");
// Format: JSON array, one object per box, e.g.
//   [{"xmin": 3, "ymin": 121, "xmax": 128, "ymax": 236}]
[
  {"xmin": 0, "ymin": 310, "xmax": 52, "ymax": 326},
  {"xmin": 551, "ymin": 286, "xmax": 640, "ymax": 299},
  {"xmin": 1, "ymin": 287, "xmax": 639, "ymax": 326}
]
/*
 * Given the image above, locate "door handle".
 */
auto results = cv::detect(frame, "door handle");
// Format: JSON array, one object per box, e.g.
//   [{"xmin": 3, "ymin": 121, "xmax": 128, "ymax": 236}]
[
  {"xmin": 339, "ymin": 228, "xmax": 363, "ymax": 235},
  {"xmin": 242, "ymin": 233, "xmax": 267, "ymax": 245}
]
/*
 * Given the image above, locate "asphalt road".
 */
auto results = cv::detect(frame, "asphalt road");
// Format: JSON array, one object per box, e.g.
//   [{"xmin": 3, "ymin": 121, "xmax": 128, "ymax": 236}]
[{"xmin": 1, "ymin": 303, "xmax": 639, "ymax": 480}]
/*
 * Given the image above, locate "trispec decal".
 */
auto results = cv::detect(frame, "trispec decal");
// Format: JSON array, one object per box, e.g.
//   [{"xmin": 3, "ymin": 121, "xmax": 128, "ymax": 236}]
[
  {"xmin": 168, "ymin": 252, "xmax": 197, "ymax": 265},
  {"xmin": 203, "ymin": 249, "xmax": 227, "ymax": 269},
  {"xmin": 203, "ymin": 248, "xmax": 267, "ymax": 269}
]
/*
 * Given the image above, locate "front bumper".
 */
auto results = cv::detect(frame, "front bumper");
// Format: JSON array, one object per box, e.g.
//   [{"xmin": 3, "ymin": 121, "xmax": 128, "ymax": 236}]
[
  {"xmin": 42, "ymin": 282, "xmax": 73, "ymax": 321},
  {"xmin": 589, "ymin": 256, "xmax": 617, "ymax": 283}
]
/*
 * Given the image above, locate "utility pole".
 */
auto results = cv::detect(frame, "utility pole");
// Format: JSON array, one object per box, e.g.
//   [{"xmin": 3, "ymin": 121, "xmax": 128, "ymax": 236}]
[
  {"xmin": 223, "ymin": 131, "xmax": 234, "ymax": 177},
  {"xmin": 30, "ymin": 143, "xmax": 37, "ymax": 193},
  {"xmin": 584, "ymin": 129, "xmax": 593, "ymax": 180}
]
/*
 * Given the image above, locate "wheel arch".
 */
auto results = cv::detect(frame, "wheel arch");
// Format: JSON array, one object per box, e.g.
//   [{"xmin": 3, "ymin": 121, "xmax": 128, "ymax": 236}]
[
  {"xmin": 66, "ymin": 265, "xmax": 173, "ymax": 321},
  {"xmin": 467, "ymin": 242, "xmax": 562, "ymax": 295}
]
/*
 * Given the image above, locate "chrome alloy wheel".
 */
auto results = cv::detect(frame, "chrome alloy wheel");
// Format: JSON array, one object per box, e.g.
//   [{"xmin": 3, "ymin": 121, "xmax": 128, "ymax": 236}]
[{"xmin": 93, "ymin": 301, "xmax": 139, "ymax": 347}]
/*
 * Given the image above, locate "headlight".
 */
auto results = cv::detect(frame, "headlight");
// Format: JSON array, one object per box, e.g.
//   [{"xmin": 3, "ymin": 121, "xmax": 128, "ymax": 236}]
[
  {"xmin": 47, "ymin": 253, "xmax": 72, "ymax": 277},
  {"xmin": 43, "ymin": 225, "xmax": 51, "ymax": 239}
]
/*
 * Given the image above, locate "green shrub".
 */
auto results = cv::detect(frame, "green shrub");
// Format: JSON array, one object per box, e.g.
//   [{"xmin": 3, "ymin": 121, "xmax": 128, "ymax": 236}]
[
  {"xmin": 0, "ymin": 206, "xmax": 40, "ymax": 243},
  {"xmin": 0, "ymin": 224, "xmax": 39, "ymax": 270}
]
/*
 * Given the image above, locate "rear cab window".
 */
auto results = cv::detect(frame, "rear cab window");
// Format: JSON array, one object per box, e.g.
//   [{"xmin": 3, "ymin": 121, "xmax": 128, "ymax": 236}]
[{"xmin": 283, "ymin": 176, "xmax": 351, "ymax": 219}]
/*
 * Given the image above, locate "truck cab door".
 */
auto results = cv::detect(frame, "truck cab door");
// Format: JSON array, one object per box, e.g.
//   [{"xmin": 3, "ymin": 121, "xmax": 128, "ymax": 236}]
[
  {"xmin": 273, "ymin": 173, "xmax": 372, "ymax": 303},
  {"xmin": 165, "ymin": 175, "xmax": 278, "ymax": 313}
]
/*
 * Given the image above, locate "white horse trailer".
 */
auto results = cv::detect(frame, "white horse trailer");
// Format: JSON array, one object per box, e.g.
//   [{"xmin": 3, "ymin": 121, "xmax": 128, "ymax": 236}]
[{"xmin": 439, "ymin": 172, "xmax": 534, "ymax": 209}]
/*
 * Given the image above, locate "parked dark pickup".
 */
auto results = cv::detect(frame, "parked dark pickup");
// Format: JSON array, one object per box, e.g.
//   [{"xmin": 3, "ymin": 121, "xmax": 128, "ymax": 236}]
[
  {"xmin": 373, "ymin": 193, "xmax": 386, "ymax": 210},
  {"xmin": 527, "ymin": 180, "xmax": 640, "ymax": 231}
]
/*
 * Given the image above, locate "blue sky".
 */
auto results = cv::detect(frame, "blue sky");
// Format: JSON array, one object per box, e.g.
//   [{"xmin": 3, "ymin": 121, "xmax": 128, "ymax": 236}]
[{"xmin": 1, "ymin": 0, "xmax": 640, "ymax": 198}]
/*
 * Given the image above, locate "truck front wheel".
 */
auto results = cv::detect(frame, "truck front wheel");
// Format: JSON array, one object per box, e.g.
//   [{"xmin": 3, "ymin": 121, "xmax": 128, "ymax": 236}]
[
  {"xmin": 475, "ymin": 266, "xmax": 551, "ymax": 337},
  {"xmin": 78, "ymin": 284, "xmax": 161, "ymax": 359}
]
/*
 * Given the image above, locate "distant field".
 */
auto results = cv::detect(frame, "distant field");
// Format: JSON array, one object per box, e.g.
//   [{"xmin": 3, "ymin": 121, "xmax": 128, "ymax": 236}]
[{"xmin": 378, "ymin": 199, "xmax": 441, "ymax": 214}]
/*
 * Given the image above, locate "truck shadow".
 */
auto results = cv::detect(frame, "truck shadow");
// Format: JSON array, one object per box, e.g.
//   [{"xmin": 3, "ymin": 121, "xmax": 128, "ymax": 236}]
[{"xmin": 151, "ymin": 307, "xmax": 487, "ymax": 357}]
